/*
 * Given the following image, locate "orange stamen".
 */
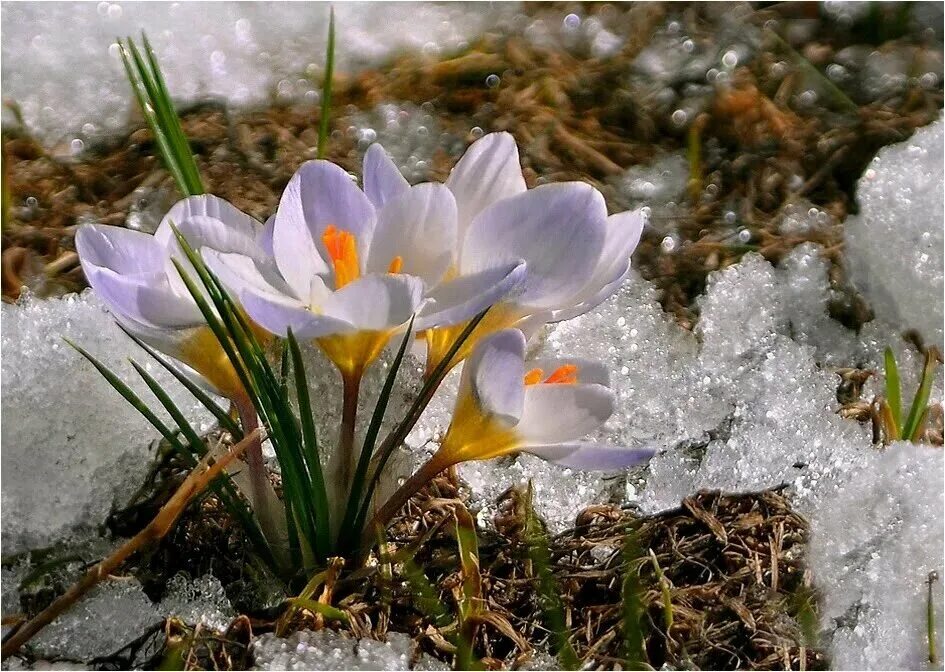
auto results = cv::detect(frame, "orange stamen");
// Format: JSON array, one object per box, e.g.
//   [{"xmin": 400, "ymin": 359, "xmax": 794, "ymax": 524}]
[
  {"xmin": 387, "ymin": 255, "xmax": 404, "ymax": 274},
  {"xmin": 543, "ymin": 364, "xmax": 578, "ymax": 385},
  {"xmin": 523, "ymin": 368, "xmax": 544, "ymax": 386},
  {"xmin": 321, "ymin": 224, "xmax": 360, "ymax": 289}
]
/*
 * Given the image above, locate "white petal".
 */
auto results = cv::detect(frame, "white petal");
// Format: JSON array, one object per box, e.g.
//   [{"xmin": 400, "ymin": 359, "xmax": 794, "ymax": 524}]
[
  {"xmin": 277, "ymin": 160, "xmax": 376, "ymax": 260},
  {"xmin": 446, "ymin": 131, "xmax": 526, "ymax": 236},
  {"xmin": 240, "ymin": 287, "xmax": 353, "ymax": 339},
  {"xmin": 322, "ymin": 274, "xmax": 424, "ymax": 331},
  {"xmin": 363, "ymin": 143, "xmax": 409, "ymax": 209},
  {"xmin": 548, "ymin": 209, "xmax": 644, "ymax": 321},
  {"xmin": 515, "ymin": 383, "xmax": 614, "ymax": 444},
  {"xmin": 84, "ymin": 264, "xmax": 202, "ymax": 329},
  {"xmin": 414, "ymin": 262, "xmax": 526, "ymax": 330},
  {"xmin": 155, "ymin": 194, "xmax": 261, "ymax": 247},
  {"xmin": 75, "ymin": 224, "xmax": 167, "ymax": 275},
  {"xmin": 257, "ymin": 214, "xmax": 276, "ymax": 256},
  {"xmin": 366, "ymin": 183, "xmax": 457, "ymax": 285},
  {"xmin": 202, "ymin": 249, "xmax": 298, "ymax": 300},
  {"xmin": 272, "ymin": 195, "xmax": 329, "ymax": 301},
  {"xmin": 522, "ymin": 358, "xmax": 609, "ymax": 386},
  {"xmin": 461, "ymin": 182, "xmax": 608, "ymax": 311},
  {"xmin": 524, "ymin": 441, "xmax": 657, "ymax": 471},
  {"xmin": 463, "ymin": 328, "xmax": 526, "ymax": 426}
]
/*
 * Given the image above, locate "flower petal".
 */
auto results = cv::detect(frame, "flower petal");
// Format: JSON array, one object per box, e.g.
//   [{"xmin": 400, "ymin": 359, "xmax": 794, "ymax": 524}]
[
  {"xmin": 366, "ymin": 183, "xmax": 457, "ymax": 285},
  {"xmin": 277, "ymin": 159, "xmax": 376, "ymax": 260},
  {"xmin": 363, "ymin": 143, "xmax": 409, "ymax": 209},
  {"xmin": 83, "ymin": 264, "xmax": 203, "ymax": 329},
  {"xmin": 515, "ymin": 383, "xmax": 614, "ymax": 444},
  {"xmin": 547, "ymin": 209, "xmax": 645, "ymax": 321},
  {"xmin": 461, "ymin": 182, "xmax": 608, "ymax": 311},
  {"xmin": 75, "ymin": 224, "xmax": 167, "ymax": 275},
  {"xmin": 271, "ymin": 192, "xmax": 330, "ymax": 300},
  {"xmin": 239, "ymin": 286, "xmax": 353, "ymax": 339},
  {"xmin": 155, "ymin": 194, "xmax": 261, "ymax": 247},
  {"xmin": 414, "ymin": 262, "xmax": 526, "ymax": 330},
  {"xmin": 202, "ymin": 249, "xmax": 299, "ymax": 300},
  {"xmin": 446, "ymin": 131, "xmax": 526, "ymax": 236},
  {"xmin": 258, "ymin": 215, "xmax": 276, "ymax": 256},
  {"xmin": 464, "ymin": 328, "xmax": 526, "ymax": 426},
  {"xmin": 322, "ymin": 273, "xmax": 425, "ymax": 331},
  {"xmin": 524, "ymin": 441, "xmax": 657, "ymax": 471}
]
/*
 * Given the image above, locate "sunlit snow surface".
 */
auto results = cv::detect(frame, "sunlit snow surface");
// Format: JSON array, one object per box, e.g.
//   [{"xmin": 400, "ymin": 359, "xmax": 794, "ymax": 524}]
[{"xmin": 0, "ymin": 2, "xmax": 519, "ymax": 144}]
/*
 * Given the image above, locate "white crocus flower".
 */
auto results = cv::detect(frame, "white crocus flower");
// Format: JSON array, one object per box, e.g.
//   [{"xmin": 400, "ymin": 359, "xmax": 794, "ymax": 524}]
[
  {"xmin": 363, "ymin": 133, "xmax": 645, "ymax": 375},
  {"xmin": 433, "ymin": 328, "xmax": 656, "ymax": 470}
]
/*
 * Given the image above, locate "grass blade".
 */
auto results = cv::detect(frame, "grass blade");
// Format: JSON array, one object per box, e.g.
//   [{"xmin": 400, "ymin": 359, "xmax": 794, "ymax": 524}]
[
  {"xmin": 904, "ymin": 348, "xmax": 941, "ymax": 441},
  {"xmin": 621, "ymin": 533, "xmax": 647, "ymax": 670},
  {"xmin": 884, "ymin": 347, "xmax": 902, "ymax": 432},
  {"xmin": 454, "ymin": 503, "xmax": 483, "ymax": 671},
  {"xmin": 317, "ymin": 7, "xmax": 336, "ymax": 159}
]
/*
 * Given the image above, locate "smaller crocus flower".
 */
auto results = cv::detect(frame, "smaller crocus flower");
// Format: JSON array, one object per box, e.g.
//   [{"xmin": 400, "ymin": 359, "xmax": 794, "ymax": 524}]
[
  {"xmin": 430, "ymin": 328, "xmax": 656, "ymax": 471},
  {"xmin": 366, "ymin": 132, "xmax": 646, "ymax": 374},
  {"xmin": 75, "ymin": 194, "xmax": 272, "ymax": 399}
]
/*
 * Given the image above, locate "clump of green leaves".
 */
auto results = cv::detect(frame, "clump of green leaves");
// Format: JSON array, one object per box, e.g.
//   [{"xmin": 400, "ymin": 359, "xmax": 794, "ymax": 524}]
[
  {"xmin": 118, "ymin": 33, "xmax": 204, "ymax": 197},
  {"xmin": 876, "ymin": 346, "xmax": 942, "ymax": 444}
]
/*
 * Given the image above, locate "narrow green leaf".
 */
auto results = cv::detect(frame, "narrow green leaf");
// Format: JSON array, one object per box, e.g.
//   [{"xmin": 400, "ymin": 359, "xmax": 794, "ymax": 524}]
[
  {"xmin": 118, "ymin": 324, "xmax": 242, "ymax": 439},
  {"xmin": 287, "ymin": 329, "xmax": 331, "ymax": 560},
  {"xmin": 339, "ymin": 316, "xmax": 415, "ymax": 551},
  {"xmin": 621, "ymin": 533, "xmax": 647, "ymax": 670},
  {"xmin": 317, "ymin": 8, "xmax": 335, "ymax": 159},
  {"xmin": 453, "ymin": 504, "xmax": 482, "ymax": 671},
  {"xmin": 884, "ymin": 347, "xmax": 902, "ymax": 433},
  {"xmin": 130, "ymin": 359, "xmax": 205, "ymax": 450},
  {"xmin": 904, "ymin": 348, "xmax": 941, "ymax": 441},
  {"xmin": 355, "ymin": 306, "xmax": 493, "ymax": 537},
  {"xmin": 286, "ymin": 598, "xmax": 348, "ymax": 623}
]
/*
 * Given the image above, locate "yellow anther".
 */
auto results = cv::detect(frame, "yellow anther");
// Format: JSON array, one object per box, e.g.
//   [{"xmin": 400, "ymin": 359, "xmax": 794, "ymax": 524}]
[
  {"xmin": 543, "ymin": 364, "xmax": 578, "ymax": 385},
  {"xmin": 387, "ymin": 255, "xmax": 404, "ymax": 274},
  {"xmin": 523, "ymin": 368, "xmax": 544, "ymax": 386},
  {"xmin": 322, "ymin": 225, "xmax": 360, "ymax": 289}
]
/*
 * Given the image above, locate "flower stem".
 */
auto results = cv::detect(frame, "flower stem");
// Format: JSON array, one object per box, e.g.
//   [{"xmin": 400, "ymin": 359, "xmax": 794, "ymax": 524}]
[
  {"xmin": 358, "ymin": 453, "xmax": 449, "ymax": 554},
  {"xmin": 340, "ymin": 371, "xmax": 362, "ymax": 487},
  {"xmin": 233, "ymin": 394, "xmax": 282, "ymax": 545}
]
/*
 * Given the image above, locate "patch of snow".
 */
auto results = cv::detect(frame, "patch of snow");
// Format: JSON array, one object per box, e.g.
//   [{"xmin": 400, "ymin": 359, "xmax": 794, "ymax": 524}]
[
  {"xmin": 0, "ymin": 291, "xmax": 212, "ymax": 554},
  {"xmin": 251, "ymin": 629, "xmax": 441, "ymax": 671},
  {"xmin": 844, "ymin": 116, "xmax": 944, "ymax": 348},
  {"xmin": 0, "ymin": 3, "xmax": 519, "ymax": 145},
  {"xmin": 808, "ymin": 442, "xmax": 944, "ymax": 670},
  {"xmin": 160, "ymin": 573, "xmax": 234, "ymax": 632}
]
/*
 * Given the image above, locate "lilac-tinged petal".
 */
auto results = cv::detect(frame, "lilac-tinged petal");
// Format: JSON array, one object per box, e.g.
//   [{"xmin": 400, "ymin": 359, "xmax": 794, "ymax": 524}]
[
  {"xmin": 446, "ymin": 132, "xmax": 526, "ymax": 236},
  {"xmin": 363, "ymin": 143, "xmax": 409, "ymax": 209},
  {"xmin": 414, "ymin": 262, "xmax": 526, "ymax": 330},
  {"xmin": 155, "ymin": 194, "xmax": 261, "ymax": 247},
  {"xmin": 202, "ymin": 249, "xmax": 298, "ymax": 300},
  {"xmin": 84, "ymin": 265, "xmax": 203, "ymax": 329},
  {"xmin": 75, "ymin": 224, "xmax": 167, "ymax": 275},
  {"xmin": 524, "ymin": 441, "xmax": 657, "ymax": 471},
  {"xmin": 461, "ymin": 182, "xmax": 608, "ymax": 311},
  {"xmin": 523, "ymin": 358, "xmax": 609, "ymax": 386},
  {"xmin": 516, "ymin": 383, "xmax": 614, "ymax": 444},
  {"xmin": 272, "ymin": 189, "xmax": 330, "ymax": 300},
  {"xmin": 463, "ymin": 328, "xmax": 526, "ymax": 426},
  {"xmin": 239, "ymin": 287, "xmax": 353, "ymax": 339},
  {"xmin": 277, "ymin": 160, "xmax": 376, "ymax": 260},
  {"xmin": 322, "ymin": 273, "xmax": 424, "ymax": 331},
  {"xmin": 257, "ymin": 215, "xmax": 276, "ymax": 256},
  {"xmin": 366, "ymin": 183, "xmax": 457, "ymax": 285},
  {"xmin": 547, "ymin": 263, "xmax": 630, "ymax": 322}
]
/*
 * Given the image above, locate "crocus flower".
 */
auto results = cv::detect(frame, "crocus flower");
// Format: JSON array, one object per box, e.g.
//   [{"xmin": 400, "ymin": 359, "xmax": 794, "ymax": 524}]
[
  {"xmin": 363, "ymin": 133, "xmax": 645, "ymax": 374},
  {"xmin": 432, "ymin": 328, "xmax": 656, "ymax": 471},
  {"xmin": 203, "ymin": 158, "xmax": 523, "ymax": 380},
  {"xmin": 75, "ymin": 194, "xmax": 272, "ymax": 399}
]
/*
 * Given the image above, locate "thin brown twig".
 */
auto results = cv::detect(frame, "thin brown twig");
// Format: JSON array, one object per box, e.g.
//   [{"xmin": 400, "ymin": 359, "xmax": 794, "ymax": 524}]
[{"xmin": 0, "ymin": 428, "xmax": 263, "ymax": 660}]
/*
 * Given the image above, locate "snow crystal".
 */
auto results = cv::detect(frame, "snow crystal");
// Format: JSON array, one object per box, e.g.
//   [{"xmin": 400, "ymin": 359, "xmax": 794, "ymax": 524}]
[
  {"xmin": 0, "ymin": 291, "xmax": 211, "ymax": 553},
  {"xmin": 251, "ymin": 629, "xmax": 438, "ymax": 671},
  {"xmin": 1, "ymin": 3, "xmax": 518, "ymax": 145},
  {"xmin": 160, "ymin": 573, "xmax": 234, "ymax": 632},
  {"xmin": 809, "ymin": 443, "xmax": 943, "ymax": 670},
  {"xmin": 844, "ymin": 116, "xmax": 944, "ymax": 348},
  {"xmin": 29, "ymin": 579, "xmax": 162, "ymax": 662}
]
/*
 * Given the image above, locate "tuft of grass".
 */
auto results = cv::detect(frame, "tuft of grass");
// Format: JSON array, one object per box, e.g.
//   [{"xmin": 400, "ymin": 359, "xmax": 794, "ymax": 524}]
[
  {"xmin": 118, "ymin": 34, "xmax": 204, "ymax": 196},
  {"xmin": 317, "ymin": 8, "xmax": 336, "ymax": 160},
  {"xmin": 621, "ymin": 533, "xmax": 647, "ymax": 670},
  {"xmin": 879, "ymin": 346, "xmax": 942, "ymax": 444}
]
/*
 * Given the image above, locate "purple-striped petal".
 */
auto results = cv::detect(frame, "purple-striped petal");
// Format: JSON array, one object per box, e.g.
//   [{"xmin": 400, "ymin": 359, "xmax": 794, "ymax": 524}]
[
  {"xmin": 322, "ymin": 273, "xmax": 425, "ymax": 331},
  {"xmin": 415, "ymin": 262, "xmax": 526, "ymax": 330},
  {"xmin": 464, "ymin": 328, "xmax": 526, "ymax": 426}
]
